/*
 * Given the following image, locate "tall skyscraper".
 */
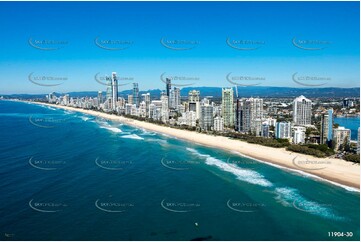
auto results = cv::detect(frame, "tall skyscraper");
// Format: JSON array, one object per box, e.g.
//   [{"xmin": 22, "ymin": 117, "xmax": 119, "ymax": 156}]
[
  {"xmin": 235, "ymin": 98, "xmax": 243, "ymax": 132},
  {"xmin": 221, "ymin": 88, "xmax": 234, "ymax": 127},
  {"xmin": 97, "ymin": 91, "xmax": 103, "ymax": 107},
  {"xmin": 133, "ymin": 83, "xmax": 140, "ymax": 108},
  {"xmin": 293, "ymin": 95, "xmax": 312, "ymax": 126},
  {"xmin": 320, "ymin": 109, "xmax": 333, "ymax": 145},
  {"xmin": 161, "ymin": 92, "xmax": 169, "ymax": 123},
  {"xmin": 111, "ymin": 72, "xmax": 118, "ymax": 111},
  {"xmin": 105, "ymin": 76, "xmax": 112, "ymax": 109},
  {"xmin": 166, "ymin": 78, "xmax": 171, "ymax": 97},
  {"xmin": 141, "ymin": 93, "xmax": 151, "ymax": 117},
  {"xmin": 174, "ymin": 87, "xmax": 181, "ymax": 108}
]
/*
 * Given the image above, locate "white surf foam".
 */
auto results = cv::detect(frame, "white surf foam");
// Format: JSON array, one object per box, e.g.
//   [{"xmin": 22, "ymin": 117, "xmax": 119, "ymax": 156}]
[
  {"xmin": 273, "ymin": 187, "xmax": 343, "ymax": 220},
  {"xmin": 80, "ymin": 116, "xmax": 90, "ymax": 121},
  {"xmin": 121, "ymin": 134, "xmax": 144, "ymax": 140},
  {"xmin": 146, "ymin": 138, "xmax": 168, "ymax": 144},
  {"xmin": 99, "ymin": 126, "xmax": 122, "ymax": 133},
  {"xmin": 187, "ymin": 148, "xmax": 273, "ymax": 187}
]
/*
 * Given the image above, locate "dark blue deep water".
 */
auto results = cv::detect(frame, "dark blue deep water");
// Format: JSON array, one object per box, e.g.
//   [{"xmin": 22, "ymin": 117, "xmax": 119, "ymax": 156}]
[{"xmin": 0, "ymin": 100, "xmax": 359, "ymax": 241}]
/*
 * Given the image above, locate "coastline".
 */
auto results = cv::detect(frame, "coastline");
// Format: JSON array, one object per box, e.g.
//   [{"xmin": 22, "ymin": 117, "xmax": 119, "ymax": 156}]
[{"xmin": 23, "ymin": 100, "xmax": 360, "ymax": 191}]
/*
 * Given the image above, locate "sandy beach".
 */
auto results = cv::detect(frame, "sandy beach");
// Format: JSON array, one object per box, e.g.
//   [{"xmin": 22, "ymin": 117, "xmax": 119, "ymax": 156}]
[{"xmin": 28, "ymin": 101, "xmax": 360, "ymax": 190}]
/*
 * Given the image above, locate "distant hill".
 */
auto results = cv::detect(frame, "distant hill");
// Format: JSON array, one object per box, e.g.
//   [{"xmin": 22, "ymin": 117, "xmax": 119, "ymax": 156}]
[{"xmin": 1, "ymin": 87, "xmax": 359, "ymax": 99}]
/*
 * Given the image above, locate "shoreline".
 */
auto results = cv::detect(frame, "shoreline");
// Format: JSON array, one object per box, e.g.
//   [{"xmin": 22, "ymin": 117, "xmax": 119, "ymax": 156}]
[{"xmin": 21, "ymin": 100, "xmax": 360, "ymax": 191}]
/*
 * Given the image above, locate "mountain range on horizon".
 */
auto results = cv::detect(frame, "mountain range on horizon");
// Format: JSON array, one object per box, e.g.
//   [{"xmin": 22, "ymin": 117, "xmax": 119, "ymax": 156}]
[{"xmin": 1, "ymin": 86, "xmax": 360, "ymax": 99}]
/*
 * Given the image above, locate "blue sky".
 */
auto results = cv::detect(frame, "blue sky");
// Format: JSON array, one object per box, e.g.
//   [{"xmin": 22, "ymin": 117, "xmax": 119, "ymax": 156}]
[{"xmin": 0, "ymin": 1, "xmax": 359, "ymax": 94}]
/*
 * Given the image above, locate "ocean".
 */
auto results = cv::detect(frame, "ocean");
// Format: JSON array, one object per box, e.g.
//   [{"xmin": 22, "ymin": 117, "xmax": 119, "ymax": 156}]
[{"xmin": 0, "ymin": 100, "xmax": 359, "ymax": 241}]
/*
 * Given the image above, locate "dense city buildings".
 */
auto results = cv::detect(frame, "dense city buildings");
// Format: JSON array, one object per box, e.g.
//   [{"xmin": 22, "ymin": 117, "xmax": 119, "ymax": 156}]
[{"xmin": 46, "ymin": 72, "xmax": 359, "ymax": 157}]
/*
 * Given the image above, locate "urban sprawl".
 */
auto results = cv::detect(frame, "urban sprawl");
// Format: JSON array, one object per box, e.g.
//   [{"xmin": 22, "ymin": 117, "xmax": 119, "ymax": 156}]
[{"xmin": 44, "ymin": 72, "xmax": 360, "ymax": 162}]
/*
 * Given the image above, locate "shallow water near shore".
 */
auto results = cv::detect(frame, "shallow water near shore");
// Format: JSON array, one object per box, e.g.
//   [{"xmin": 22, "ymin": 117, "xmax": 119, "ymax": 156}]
[{"xmin": 0, "ymin": 100, "xmax": 359, "ymax": 241}]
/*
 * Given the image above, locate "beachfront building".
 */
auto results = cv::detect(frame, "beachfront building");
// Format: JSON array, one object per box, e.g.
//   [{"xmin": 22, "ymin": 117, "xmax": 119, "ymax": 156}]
[
  {"xmin": 213, "ymin": 116, "xmax": 224, "ymax": 132},
  {"xmin": 292, "ymin": 95, "xmax": 312, "ymax": 126},
  {"xmin": 200, "ymin": 105, "xmax": 214, "ymax": 131},
  {"xmin": 161, "ymin": 93, "xmax": 169, "ymax": 123},
  {"xmin": 105, "ymin": 76, "xmax": 112, "ymax": 109},
  {"xmin": 262, "ymin": 123, "xmax": 270, "ymax": 138},
  {"xmin": 235, "ymin": 98, "xmax": 243, "ymax": 132},
  {"xmin": 320, "ymin": 109, "xmax": 333, "ymax": 145},
  {"xmin": 141, "ymin": 93, "xmax": 151, "ymax": 117},
  {"xmin": 254, "ymin": 119, "xmax": 263, "ymax": 137},
  {"xmin": 47, "ymin": 92, "xmax": 57, "ymax": 103},
  {"xmin": 188, "ymin": 90, "xmax": 200, "ymax": 119},
  {"xmin": 139, "ymin": 101, "xmax": 147, "ymax": 117},
  {"xmin": 97, "ymin": 91, "xmax": 103, "ymax": 107},
  {"xmin": 292, "ymin": 126, "xmax": 306, "ymax": 144},
  {"xmin": 149, "ymin": 100, "xmax": 162, "ymax": 120},
  {"xmin": 275, "ymin": 122, "xmax": 292, "ymax": 139},
  {"xmin": 133, "ymin": 83, "xmax": 140, "ymax": 108},
  {"xmin": 169, "ymin": 87, "xmax": 181, "ymax": 110},
  {"xmin": 333, "ymin": 127, "xmax": 351, "ymax": 151},
  {"xmin": 236, "ymin": 97, "xmax": 263, "ymax": 134},
  {"xmin": 111, "ymin": 72, "xmax": 118, "ymax": 111},
  {"xmin": 222, "ymin": 88, "xmax": 234, "ymax": 128},
  {"xmin": 127, "ymin": 94, "xmax": 133, "ymax": 105},
  {"xmin": 185, "ymin": 111, "xmax": 197, "ymax": 127}
]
